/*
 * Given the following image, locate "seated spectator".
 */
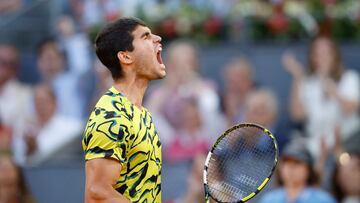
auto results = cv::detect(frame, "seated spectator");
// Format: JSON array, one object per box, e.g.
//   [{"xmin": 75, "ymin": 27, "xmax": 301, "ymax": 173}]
[
  {"xmin": 283, "ymin": 35, "xmax": 360, "ymax": 158},
  {"xmin": 242, "ymin": 88, "xmax": 289, "ymax": 152},
  {"xmin": 0, "ymin": 44, "xmax": 33, "ymax": 165},
  {"xmin": 164, "ymin": 96, "xmax": 210, "ymax": 163},
  {"xmin": 24, "ymin": 84, "xmax": 83, "ymax": 165},
  {"xmin": 0, "ymin": 0, "xmax": 22, "ymax": 14},
  {"xmin": 260, "ymin": 139, "xmax": 336, "ymax": 203},
  {"xmin": 0, "ymin": 154, "xmax": 36, "ymax": 203},
  {"xmin": 36, "ymin": 39, "xmax": 87, "ymax": 119},
  {"xmin": 221, "ymin": 57, "xmax": 255, "ymax": 127},
  {"xmin": 243, "ymin": 89, "xmax": 278, "ymax": 129},
  {"xmin": 145, "ymin": 40, "xmax": 222, "ymax": 145},
  {"xmin": 165, "ymin": 154, "xmax": 207, "ymax": 203}
]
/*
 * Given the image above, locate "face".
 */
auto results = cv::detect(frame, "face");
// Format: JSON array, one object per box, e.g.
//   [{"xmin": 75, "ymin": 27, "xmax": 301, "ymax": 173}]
[
  {"xmin": 37, "ymin": 43, "xmax": 64, "ymax": 81},
  {"xmin": 0, "ymin": 46, "xmax": 18, "ymax": 85},
  {"xmin": 168, "ymin": 44, "xmax": 198, "ymax": 76},
  {"xmin": 311, "ymin": 38, "xmax": 335, "ymax": 76},
  {"xmin": 180, "ymin": 99, "xmax": 202, "ymax": 132},
  {"xmin": 34, "ymin": 85, "xmax": 56, "ymax": 124},
  {"xmin": 128, "ymin": 25, "xmax": 166, "ymax": 80},
  {"xmin": 280, "ymin": 158, "xmax": 309, "ymax": 187},
  {"xmin": 245, "ymin": 93, "xmax": 276, "ymax": 128},
  {"xmin": 225, "ymin": 63, "xmax": 253, "ymax": 94}
]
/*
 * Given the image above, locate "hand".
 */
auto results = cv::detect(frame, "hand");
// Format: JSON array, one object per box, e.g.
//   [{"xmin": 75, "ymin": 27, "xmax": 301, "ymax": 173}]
[
  {"xmin": 24, "ymin": 135, "xmax": 37, "ymax": 156},
  {"xmin": 315, "ymin": 135, "xmax": 328, "ymax": 178},
  {"xmin": 322, "ymin": 78, "xmax": 338, "ymax": 98},
  {"xmin": 0, "ymin": 127, "xmax": 12, "ymax": 151},
  {"xmin": 282, "ymin": 51, "xmax": 305, "ymax": 80},
  {"xmin": 24, "ymin": 123, "xmax": 40, "ymax": 156}
]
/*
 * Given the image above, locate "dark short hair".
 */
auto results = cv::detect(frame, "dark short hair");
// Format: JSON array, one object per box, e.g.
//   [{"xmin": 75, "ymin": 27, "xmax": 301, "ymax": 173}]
[
  {"xmin": 95, "ymin": 17, "xmax": 146, "ymax": 79},
  {"xmin": 275, "ymin": 158, "xmax": 319, "ymax": 187},
  {"xmin": 36, "ymin": 38, "xmax": 63, "ymax": 57}
]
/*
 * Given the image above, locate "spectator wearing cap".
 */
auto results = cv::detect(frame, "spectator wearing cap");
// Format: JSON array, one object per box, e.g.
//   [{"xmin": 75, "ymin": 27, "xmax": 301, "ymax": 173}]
[{"xmin": 260, "ymin": 139, "xmax": 336, "ymax": 203}]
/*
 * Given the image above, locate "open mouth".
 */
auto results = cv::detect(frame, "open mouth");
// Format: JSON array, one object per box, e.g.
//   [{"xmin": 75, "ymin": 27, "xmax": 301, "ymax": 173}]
[{"xmin": 156, "ymin": 47, "xmax": 164, "ymax": 65}]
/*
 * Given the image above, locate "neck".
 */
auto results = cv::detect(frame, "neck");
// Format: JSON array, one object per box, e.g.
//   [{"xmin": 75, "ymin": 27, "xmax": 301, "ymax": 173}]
[
  {"xmin": 286, "ymin": 183, "xmax": 305, "ymax": 201},
  {"xmin": 113, "ymin": 76, "xmax": 149, "ymax": 108}
]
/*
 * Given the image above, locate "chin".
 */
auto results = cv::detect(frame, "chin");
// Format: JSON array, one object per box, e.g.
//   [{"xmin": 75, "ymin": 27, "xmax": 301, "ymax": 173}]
[
  {"xmin": 155, "ymin": 71, "xmax": 166, "ymax": 80},
  {"xmin": 155, "ymin": 64, "xmax": 166, "ymax": 79}
]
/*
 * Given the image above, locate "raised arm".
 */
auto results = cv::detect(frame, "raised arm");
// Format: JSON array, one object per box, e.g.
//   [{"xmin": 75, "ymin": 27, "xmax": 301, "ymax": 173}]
[
  {"xmin": 282, "ymin": 52, "xmax": 306, "ymax": 121},
  {"xmin": 85, "ymin": 158, "xmax": 131, "ymax": 203}
]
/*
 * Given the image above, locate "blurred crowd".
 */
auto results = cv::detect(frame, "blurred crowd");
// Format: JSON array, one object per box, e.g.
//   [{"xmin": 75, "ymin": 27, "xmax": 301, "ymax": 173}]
[{"xmin": 1, "ymin": 1, "xmax": 360, "ymax": 203}]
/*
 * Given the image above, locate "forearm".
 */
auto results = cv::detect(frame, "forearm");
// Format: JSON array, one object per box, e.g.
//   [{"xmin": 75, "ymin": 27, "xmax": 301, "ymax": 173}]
[
  {"xmin": 85, "ymin": 184, "xmax": 131, "ymax": 203},
  {"xmin": 289, "ymin": 79, "xmax": 306, "ymax": 121},
  {"xmin": 333, "ymin": 93, "xmax": 359, "ymax": 115}
]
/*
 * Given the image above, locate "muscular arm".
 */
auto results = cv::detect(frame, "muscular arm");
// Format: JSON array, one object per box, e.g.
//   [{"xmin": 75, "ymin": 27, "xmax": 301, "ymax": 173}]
[{"xmin": 85, "ymin": 158, "xmax": 131, "ymax": 203}]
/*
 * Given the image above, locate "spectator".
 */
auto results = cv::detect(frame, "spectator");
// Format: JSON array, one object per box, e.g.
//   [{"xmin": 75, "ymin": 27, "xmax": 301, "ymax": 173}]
[
  {"xmin": 165, "ymin": 154, "xmax": 208, "ymax": 203},
  {"xmin": 36, "ymin": 40, "xmax": 86, "ymax": 119},
  {"xmin": 145, "ymin": 40, "xmax": 222, "ymax": 145},
  {"xmin": 332, "ymin": 128, "xmax": 360, "ymax": 203},
  {"xmin": 0, "ymin": 0, "xmax": 22, "ymax": 14},
  {"xmin": 260, "ymin": 139, "xmax": 336, "ymax": 203},
  {"xmin": 24, "ymin": 84, "xmax": 83, "ymax": 165},
  {"xmin": 0, "ymin": 154, "xmax": 36, "ymax": 203},
  {"xmin": 243, "ymin": 89, "xmax": 278, "ymax": 130},
  {"xmin": 0, "ymin": 44, "xmax": 33, "ymax": 164},
  {"xmin": 242, "ymin": 88, "xmax": 289, "ymax": 152},
  {"xmin": 56, "ymin": 15, "xmax": 91, "ymax": 75},
  {"xmin": 164, "ymin": 96, "xmax": 210, "ymax": 163},
  {"xmin": 56, "ymin": 15, "xmax": 94, "ymax": 117},
  {"xmin": 81, "ymin": 0, "xmax": 122, "ymax": 29},
  {"xmin": 283, "ymin": 35, "xmax": 360, "ymax": 158},
  {"xmin": 221, "ymin": 57, "xmax": 255, "ymax": 127}
]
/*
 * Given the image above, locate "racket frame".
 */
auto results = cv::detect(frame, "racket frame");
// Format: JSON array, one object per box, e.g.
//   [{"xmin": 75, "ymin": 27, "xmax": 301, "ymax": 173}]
[{"xmin": 203, "ymin": 123, "xmax": 279, "ymax": 203}]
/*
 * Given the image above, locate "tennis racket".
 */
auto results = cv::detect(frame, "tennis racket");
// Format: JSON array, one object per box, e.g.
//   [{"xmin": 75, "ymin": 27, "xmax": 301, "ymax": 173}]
[{"xmin": 203, "ymin": 123, "xmax": 278, "ymax": 203}]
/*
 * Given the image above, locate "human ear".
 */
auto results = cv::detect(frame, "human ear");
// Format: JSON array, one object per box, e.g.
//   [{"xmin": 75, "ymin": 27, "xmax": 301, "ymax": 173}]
[{"xmin": 117, "ymin": 51, "xmax": 133, "ymax": 65}]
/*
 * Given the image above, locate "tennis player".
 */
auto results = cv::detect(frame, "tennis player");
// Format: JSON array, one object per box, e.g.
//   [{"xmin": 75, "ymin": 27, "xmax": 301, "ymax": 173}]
[{"xmin": 82, "ymin": 17, "xmax": 165, "ymax": 203}]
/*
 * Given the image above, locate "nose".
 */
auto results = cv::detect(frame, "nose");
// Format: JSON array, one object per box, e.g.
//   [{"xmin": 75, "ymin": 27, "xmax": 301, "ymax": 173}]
[{"xmin": 152, "ymin": 34, "xmax": 162, "ymax": 43}]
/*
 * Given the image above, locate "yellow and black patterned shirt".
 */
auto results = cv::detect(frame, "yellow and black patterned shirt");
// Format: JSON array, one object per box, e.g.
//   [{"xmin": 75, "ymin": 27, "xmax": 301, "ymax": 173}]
[{"xmin": 82, "ymin": 86, "xmax": 162, "ymax": 203}]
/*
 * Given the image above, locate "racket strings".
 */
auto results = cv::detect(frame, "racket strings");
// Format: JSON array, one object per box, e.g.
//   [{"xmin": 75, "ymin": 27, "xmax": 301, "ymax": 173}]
[{"xmin": 207, "ymin": 126, "xmax": 276, "ymax": 202}]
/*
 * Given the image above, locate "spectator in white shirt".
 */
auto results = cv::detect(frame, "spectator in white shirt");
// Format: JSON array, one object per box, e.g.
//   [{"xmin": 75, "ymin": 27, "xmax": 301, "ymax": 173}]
[
  {"xmin": 283, "ymin": 35, "xmax": 360, "ymax": 158},
  {"xmin": 36, "ymin": 39, "xmax": 86, "ymax": 119},
  {"xmin": 0, "ymin": 44, "xmax": 32, "ymax": 164},
  {"xmin": 25, "ymin": 84, "xmax": 83, "ymax": 165}
]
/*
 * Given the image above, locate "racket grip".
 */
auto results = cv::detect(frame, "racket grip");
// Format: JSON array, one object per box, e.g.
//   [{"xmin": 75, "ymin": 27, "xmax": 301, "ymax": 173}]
[{"xmin": 205, "ymin": 193, "xmax": 210, "ymax": 203}]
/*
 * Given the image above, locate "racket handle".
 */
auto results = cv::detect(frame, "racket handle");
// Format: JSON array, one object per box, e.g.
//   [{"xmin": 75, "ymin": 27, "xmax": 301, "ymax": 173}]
[{"xmin": 205, "ymin": 194, "xmax": 210, "ymax": 203}]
